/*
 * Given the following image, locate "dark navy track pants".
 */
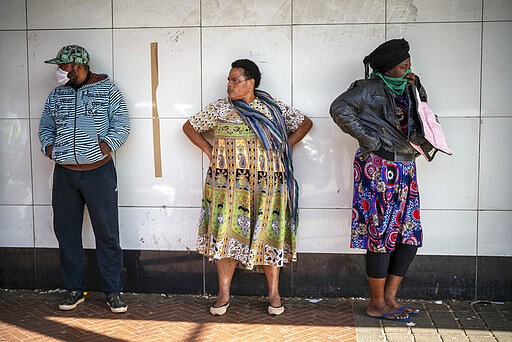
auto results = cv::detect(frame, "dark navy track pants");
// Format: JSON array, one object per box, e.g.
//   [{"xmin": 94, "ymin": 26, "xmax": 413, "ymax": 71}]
[{"xmin": 52, "ymin": 160, "xmax": 123, "ymax": 295}]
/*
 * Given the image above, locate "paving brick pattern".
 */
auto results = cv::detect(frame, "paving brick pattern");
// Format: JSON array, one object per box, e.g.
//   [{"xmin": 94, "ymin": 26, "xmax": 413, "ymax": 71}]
[
  {"xmin": 353, "ymin": 300, "xmax": 512, "ymax": 342},
  {"xmin": 1, "ymin": 290, "xmax": 511, "ymax": 341},
  {"xmin": 0, "ymin": 290, "xmax": 355, "ymax": 341}
]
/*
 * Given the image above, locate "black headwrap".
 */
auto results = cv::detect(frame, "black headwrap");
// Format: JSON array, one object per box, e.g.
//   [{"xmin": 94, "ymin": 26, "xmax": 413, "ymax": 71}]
[{"xmin": 363, "ymin": 38, "xmax": 410, "ymax": 79}]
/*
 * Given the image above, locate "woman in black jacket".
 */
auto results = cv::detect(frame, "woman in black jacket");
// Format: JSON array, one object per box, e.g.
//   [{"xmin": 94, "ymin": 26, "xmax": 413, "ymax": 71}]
[{"xmin": 330, "ymin": 39, "xmax": 430, "ymax": 322}]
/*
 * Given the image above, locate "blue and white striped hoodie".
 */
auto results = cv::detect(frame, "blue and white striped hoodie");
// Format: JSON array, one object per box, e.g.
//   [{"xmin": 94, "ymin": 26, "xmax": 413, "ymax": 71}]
[{"xmin": 39, "ymin": 73, "xmax": 130, "ymax": 165}]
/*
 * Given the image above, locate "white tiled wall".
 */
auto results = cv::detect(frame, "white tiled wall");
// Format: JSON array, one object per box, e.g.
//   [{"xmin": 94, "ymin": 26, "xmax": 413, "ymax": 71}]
[
  {"xmin": 0, "ymin": 119, "xmax": 32, "ymax": 205},
  {"xmin": 293, "ymin": 24, "xmax": 385, "ymax": 117},
  {"xmin": 387, "ymin": 0, "xmax": 482, "ymax": 22},
  {"xmin": 113, "ymin": 0, "xmax": 200, "ymax": 27},
  {"xmin": 27, "ymin": 0, "xmax": 112, "ymax": 29},
  {"xmin": 113, "ymin": 28, "xmax": 201, "ymax": 118},
  {"xmin": 116, "ymin": 119, "xmax": 203, "ymax": 207},
  {"xmin": 0, "ymin": 0, "xmax": 25, "ymax": 30},
  {"xmin": 482, "ymin": 22, "xmax": 512, "ymax": 117},
  {"xmin": 292, "ymin": 0, "xmax": 385, "ymax": 24},
  {"xmin": 478, "ymin": 117, "xmax": 512, "ymax": 211},
  {"xmin": 416, "ymin": 118, "xmax": 480, "ymax": 210},
  {"xmin": 202, "ymin": 0, "xmax": 291, "ymax": 26},
  {"xmin": 202, "ymin": 26, "xmax": 292, "ymax": 104},
  {"xmin": 0, "ymin": 0, "xmax": 510, "ymax": 257},
  {"xmin": 0, "ymin": 31, "xmax": 28, "ymax": 119}
]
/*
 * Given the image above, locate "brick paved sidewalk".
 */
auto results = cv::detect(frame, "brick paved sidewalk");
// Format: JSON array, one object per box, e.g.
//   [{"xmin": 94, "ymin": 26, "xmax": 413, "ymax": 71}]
[
  {"xmin": 0, "ymin": 290, "xmax": 355, "ymax": 341},
  {"xmin": 353, "ymin": 300, "xmax": 512, "ymax": 342},
  {"xmin": 0, "ymin": 289, "xmax": 510, "ymax": 341}
]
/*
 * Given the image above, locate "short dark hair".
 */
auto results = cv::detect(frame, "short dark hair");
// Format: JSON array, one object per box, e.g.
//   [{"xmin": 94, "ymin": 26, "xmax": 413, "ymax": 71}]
[{"xmin": 231, "ymin": 59, "xmax": 261, "ymax": 88}]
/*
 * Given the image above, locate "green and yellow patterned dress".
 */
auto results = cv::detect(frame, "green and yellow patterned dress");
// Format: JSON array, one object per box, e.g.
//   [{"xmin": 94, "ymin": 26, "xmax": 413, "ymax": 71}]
[{"xmin": 189, "ymin": 97, "xmax": 304, "ymax": 270}]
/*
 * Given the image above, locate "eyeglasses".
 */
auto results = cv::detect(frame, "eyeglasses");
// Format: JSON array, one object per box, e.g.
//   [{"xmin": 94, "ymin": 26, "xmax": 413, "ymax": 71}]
[{"xmin": 227, "ymin": 77, "xmax": 248, "ymax": 85}]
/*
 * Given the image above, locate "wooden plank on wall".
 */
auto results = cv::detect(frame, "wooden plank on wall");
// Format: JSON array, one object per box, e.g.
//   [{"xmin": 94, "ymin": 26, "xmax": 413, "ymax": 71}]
[{"xmin": 150, "ymin": 41, "xmax": 162, "ymax": 177}]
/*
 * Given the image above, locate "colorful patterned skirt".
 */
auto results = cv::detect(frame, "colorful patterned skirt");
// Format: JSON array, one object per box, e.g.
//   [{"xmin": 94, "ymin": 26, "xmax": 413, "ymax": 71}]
[
  {"xmin": 350, "ymin": 149, "xmax": 422, "ymax": 253},
  {"xmin": 196, "ymin": 121, "xmax": 296, "ymax": 270}
]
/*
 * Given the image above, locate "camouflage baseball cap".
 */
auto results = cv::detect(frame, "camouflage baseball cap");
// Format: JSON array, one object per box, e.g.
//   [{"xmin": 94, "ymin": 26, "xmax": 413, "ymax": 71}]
[{"xmin": 45, "ymin": 45, "xmax": 90, "ymax": 65}]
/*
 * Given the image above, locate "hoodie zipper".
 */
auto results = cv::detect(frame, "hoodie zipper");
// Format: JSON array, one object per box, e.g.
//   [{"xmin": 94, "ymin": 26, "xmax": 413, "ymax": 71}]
[
  {"xmin": 73, "ymin": 90, "xmax": 79, "ymax": 164},
  {"xmin": 70, "ymin": 76, "xmax": 106, "ymax": 165}
]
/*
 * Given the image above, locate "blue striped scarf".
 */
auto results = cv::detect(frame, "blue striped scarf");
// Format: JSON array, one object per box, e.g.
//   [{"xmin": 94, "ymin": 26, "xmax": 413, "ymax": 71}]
[{"xmin": 232, "ymin": 90, "xmax": 299, "ymax": 232}]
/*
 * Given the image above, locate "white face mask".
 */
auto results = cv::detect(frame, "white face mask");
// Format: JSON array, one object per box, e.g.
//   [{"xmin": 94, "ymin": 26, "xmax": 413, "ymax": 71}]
[{"xmin": 56, "ymin": 67, "xmax": 70, "ymax": 86}]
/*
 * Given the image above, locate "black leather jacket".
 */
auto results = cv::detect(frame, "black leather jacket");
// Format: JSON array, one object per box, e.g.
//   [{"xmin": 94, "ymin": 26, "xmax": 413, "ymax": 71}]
[{"xmin": 330, "ymin": 76, "xmax": 433, "ymax": 159}]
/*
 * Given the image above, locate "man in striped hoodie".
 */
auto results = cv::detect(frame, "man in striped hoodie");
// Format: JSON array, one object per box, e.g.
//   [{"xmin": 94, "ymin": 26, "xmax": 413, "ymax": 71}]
[{"xmin": 39, "ymin": 45, "xmax": 130, "ymax": 313}]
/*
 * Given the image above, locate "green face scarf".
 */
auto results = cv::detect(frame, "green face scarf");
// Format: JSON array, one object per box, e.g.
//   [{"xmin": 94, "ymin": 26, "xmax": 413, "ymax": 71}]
[{"xmin": 371, "ymin": 69, "xmax": 412, "ymax": 95}]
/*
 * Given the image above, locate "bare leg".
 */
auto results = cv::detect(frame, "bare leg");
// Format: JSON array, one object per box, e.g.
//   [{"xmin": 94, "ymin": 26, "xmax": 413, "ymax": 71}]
[
  {"xmin": 384, "ymin": 274, "xmax": 417, "ymax": 314},
  {"xmin": 367, "ymin": 276, "xmax": 408, "ymax": 319},
  {"xmin": 214, "ymin": 258, "xmax": 237, "ymax": 307},
  {"xmin": 384, "ymin": 274, "xmax": 402, "ymax": 308},
  {"xmin": 367, "ymin": 277, "xmax": 388, "ymax": 315},
  {"xmin": 262, "ymin": 265, "xmax": 281, "ymax": 307}
]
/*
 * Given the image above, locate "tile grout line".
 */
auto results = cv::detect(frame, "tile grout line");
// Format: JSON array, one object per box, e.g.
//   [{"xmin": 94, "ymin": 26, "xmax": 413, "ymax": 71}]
[
  {"xmin": 474, "ymin": 0, "xmax": 485, "ymax": 302},
  {"xmin": 199, "ymin": 0, "xmax": 206, "ymax": 297},
  {"xmin": 290, "ymin": 0, "xmax": 295, "ymax": 298},
  {"xmin": 24, "ymin": 0, "xmax": 38, "ymax": 287}
]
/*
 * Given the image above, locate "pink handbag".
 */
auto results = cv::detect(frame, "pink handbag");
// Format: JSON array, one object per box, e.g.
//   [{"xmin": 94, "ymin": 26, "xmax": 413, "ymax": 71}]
[{"xmin": 410, "ymin": 88, "xmax": 452, "ymax": 161}]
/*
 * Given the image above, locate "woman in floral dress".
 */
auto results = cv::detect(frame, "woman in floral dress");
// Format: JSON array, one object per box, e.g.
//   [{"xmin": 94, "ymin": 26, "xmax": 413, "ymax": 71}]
[
  {"xmin": 330, "ymin": 39, "xmax": 450, "ymax": 322},
  {"xmin": 183, "ymin": 59, "xmax": 312, "ymax": 316}
]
